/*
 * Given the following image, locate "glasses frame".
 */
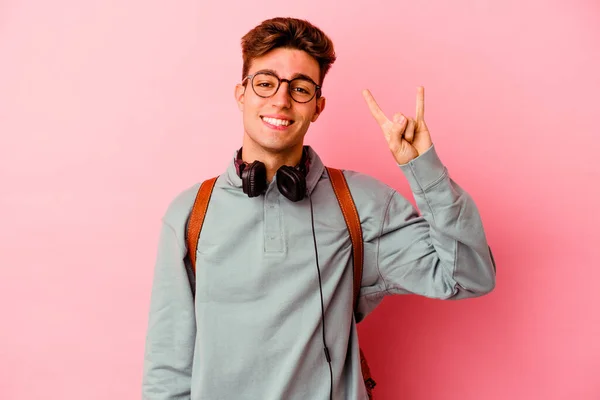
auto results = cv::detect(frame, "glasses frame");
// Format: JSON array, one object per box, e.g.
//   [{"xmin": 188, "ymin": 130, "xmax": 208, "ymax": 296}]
[{"xmin": 242, "ymin": 70, "xmax": 322, "ymax": 104}]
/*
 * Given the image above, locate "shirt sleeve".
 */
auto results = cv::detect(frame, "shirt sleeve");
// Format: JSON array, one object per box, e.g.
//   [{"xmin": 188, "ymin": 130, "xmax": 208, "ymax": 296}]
[
  {"xmin": 357, "ymin": 144, "xmax": 496, "ymax": 316},
  {"xmin": 141, "ymin": 220, "xmax": 196, "ymax": 400}
]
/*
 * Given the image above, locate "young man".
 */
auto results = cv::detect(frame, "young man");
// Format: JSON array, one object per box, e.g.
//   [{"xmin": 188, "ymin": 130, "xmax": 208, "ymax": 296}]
[{"xmin": 142, "ymin": 17, "xmax": 496, "ymax": 400}]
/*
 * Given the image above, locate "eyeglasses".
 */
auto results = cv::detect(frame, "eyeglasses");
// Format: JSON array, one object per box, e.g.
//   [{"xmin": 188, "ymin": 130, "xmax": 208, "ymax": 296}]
[{"xmin": 242, "ymin": 70, "xmax": 321, "ymax": 103}]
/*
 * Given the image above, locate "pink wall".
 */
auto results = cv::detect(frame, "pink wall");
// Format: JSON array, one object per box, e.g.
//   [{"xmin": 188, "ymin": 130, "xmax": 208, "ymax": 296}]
[{"xmin": 1, "ymin": 0, "xmax": 599, "ymax": 399}]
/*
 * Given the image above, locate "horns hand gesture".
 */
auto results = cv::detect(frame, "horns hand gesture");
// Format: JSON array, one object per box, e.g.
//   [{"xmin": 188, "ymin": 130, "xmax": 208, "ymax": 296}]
[{"xmin": 362, "ymin": 86, "xmax": 433, "ymax": 165}]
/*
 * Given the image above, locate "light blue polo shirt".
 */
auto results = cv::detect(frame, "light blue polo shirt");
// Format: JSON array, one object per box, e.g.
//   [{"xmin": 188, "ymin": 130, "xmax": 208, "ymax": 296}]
[{"xmin": 142, "ymin": 144, "xmax": 496, "ymax": 400}]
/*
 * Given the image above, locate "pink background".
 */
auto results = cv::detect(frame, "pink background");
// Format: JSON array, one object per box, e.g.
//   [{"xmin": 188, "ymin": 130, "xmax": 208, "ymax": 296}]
[{"xmin": 1, "ymin": 0, "xmax": 599, "ymax": 399}]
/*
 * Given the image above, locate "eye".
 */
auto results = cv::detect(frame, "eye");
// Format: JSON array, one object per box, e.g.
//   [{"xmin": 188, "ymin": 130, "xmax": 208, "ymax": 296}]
[
  {"xmin": 292, "ymin": 87, "xmax": 310, "ymax": 94},
  {"xmin": 291, "ymin": 80, "xmax": 313, "ymax": 94}
]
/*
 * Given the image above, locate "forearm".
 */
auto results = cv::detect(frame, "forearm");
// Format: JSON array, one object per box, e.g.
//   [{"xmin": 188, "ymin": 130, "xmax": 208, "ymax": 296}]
[{"xmin": 398, "ymin": 145, "xmax": 496, "ymax": 298}]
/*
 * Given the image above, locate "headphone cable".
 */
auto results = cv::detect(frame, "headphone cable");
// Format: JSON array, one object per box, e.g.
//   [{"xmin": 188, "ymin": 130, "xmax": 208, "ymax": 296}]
[{"xmin": 309, "ymin": 195, "xmax": 333, "ymax": 400}]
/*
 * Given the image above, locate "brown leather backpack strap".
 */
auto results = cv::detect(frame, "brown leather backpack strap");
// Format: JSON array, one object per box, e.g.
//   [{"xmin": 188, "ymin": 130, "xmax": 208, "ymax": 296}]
[
  {"xmin": 326, "ymin": 167, "xmax": 376, "ymax": 399},
  {"xmin": 326, "ymin": 167, "xmax": 364, "ymax": 310},
  {"xmin": 186, "ymin": 177, "xmax": 218, "ymax": 273}
]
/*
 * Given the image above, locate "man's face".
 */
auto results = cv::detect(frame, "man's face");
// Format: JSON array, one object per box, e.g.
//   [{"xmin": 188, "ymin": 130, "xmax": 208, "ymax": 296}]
[{"xmin": 235, "ymin": 47, "xmax": 326, "ymax": 155}]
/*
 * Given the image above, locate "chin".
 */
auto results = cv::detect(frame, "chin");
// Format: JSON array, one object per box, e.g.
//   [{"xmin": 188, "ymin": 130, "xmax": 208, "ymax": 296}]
[
  {"xmin": 256, "ymin": 141, "xmax": 299, "ymax": 154},
  {"xmin": 245, "ymin": 130, "xmax": 305, "ymax": 154}
]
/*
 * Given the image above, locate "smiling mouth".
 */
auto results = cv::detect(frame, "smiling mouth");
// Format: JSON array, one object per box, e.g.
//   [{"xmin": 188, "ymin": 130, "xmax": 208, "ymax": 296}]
[{"xmin": 261, "ymin": 116, "xmax": 295, "ymax": 127}]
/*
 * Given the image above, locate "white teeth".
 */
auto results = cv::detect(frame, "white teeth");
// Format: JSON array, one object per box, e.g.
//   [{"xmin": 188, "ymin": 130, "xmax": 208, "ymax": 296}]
[{"xmin": 263, "ymin": 117, "xmax": 291, "ymax": 126}]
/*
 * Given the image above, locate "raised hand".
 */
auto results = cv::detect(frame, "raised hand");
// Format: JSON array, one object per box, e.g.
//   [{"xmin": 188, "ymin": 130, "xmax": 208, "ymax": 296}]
[{"xmin": 362, "ymin": 86, "xmax": 433, "ymax": 165}]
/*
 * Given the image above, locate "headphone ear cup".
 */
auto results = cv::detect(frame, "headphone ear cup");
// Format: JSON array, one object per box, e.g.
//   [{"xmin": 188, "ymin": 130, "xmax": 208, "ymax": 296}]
[
  {"xmin": 276, "ymin": 166, "xmax": 306, "ymax": 202},
  {"xmin": 241, "ymin": 161, "xmax": 267, "ymax": 197}
]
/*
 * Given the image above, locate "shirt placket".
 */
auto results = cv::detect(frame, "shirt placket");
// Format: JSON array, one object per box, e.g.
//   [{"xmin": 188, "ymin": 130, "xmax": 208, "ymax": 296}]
[{"xmin": 264, "ymin": 186, "xmax": 285, "ymax": 253}]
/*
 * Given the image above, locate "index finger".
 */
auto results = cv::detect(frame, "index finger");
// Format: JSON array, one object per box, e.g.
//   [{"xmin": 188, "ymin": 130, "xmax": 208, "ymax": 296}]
[
  {"xmin": 362, "ymin": 89, "xmax": 389, "ymax": 126},
  {"xmin": 416, "ymin": 86, "xmax": 425, "ymax": 121}
]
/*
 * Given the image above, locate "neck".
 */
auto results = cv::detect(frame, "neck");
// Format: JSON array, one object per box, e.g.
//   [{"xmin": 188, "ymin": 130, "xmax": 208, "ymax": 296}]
[{"xmin": 240, "ymin": 142, "xmax": 304, "ymax": 183}]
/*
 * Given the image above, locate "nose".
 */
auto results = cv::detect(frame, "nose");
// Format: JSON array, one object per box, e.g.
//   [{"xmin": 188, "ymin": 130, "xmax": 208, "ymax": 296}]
[{"xmin": 271, "ymin": 81, "xmax": 292, "ymax": 108}]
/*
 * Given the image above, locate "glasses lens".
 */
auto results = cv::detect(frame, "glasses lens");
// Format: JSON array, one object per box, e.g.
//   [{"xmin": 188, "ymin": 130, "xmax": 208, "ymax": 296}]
[
  {"xmin": 250, "ymin": 72, "xmax": 318, "ymax": 102},
  {"xmin": 290, "ymin": 79, "xmax": 316, "ymax": 103},
  {"xmin": 252, "ymin": 73, "xmax": 279, "ymax": 97}
]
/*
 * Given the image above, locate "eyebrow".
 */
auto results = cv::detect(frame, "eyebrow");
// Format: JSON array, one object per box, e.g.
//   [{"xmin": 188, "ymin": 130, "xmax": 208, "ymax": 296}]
[{"xmin": 257, "ymin": 69, "xmax": 319, "ymax": 85}]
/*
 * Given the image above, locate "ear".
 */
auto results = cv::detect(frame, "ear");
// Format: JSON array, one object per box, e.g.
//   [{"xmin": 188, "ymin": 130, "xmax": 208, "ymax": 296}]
[
  {"xmin": 311, "ymin": 96, "xmax": 326, "ymax": 122},
  {"xmin": 234, "ymin": 83, "xmax": 246, "ymax": 111}
]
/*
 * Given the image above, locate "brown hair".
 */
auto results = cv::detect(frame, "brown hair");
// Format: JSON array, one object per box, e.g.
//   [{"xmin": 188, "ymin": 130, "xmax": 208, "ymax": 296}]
[{"xmin": 240, "ymin": 17, "xmax": 336, "ymax": 91}]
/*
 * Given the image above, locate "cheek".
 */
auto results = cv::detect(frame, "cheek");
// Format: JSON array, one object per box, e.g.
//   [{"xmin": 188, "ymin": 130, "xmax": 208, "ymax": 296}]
[
  {"xmin": 249, "ymin": 98, "xmax": 270, "ymax": 117},
  {"xmin": 242, "ymin": 99, "xmax": 261, "ymax": 121},
  {"xmin": 300, "ymin": 107, "xmax": 317, "ymax": 123}
]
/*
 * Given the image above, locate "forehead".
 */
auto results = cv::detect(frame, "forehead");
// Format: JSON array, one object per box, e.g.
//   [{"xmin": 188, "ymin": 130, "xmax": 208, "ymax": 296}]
[{"xmin": 248, "ymin": 48, "xmax": 320, "ymax": 83}]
